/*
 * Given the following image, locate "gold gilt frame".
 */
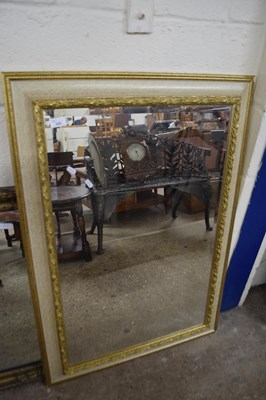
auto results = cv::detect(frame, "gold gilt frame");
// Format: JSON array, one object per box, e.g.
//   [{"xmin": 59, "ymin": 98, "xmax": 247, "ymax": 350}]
[{"xmin": 1, "ymin": 72, "xmax": 253, "ymax": 384}]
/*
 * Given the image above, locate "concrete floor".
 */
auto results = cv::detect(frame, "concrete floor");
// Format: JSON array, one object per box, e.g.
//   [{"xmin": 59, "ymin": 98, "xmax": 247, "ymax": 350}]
[
  {"xmin": 1, "ymin": 207, "xmax": 213, "ymax": 370},
  {"xmin": 1, "ymin": 284, "xmax": 265, "ymax": 400}
]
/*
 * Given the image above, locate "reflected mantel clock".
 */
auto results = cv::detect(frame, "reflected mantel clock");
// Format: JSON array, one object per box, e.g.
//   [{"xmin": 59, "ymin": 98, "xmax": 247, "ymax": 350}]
[{"xmin": 118, "ymin": 134, "xmax": 162, "ymax": 181}]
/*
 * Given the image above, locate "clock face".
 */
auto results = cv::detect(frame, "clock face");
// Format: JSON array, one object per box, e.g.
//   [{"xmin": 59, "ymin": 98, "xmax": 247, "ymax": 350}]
[{"xmin": 126, "ymin": 143, "xmax": 146, "ymax": 162}]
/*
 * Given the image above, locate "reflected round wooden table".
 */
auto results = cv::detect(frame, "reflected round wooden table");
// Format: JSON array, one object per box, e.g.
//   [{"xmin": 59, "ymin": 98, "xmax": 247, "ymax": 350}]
[{"xmin": 51, "ymin": 186, "xmax": 92, "ymax": 262}]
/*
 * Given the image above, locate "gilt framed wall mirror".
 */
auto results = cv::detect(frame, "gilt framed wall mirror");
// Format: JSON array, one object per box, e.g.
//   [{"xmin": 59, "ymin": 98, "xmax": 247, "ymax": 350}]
[{"xmin": 2, "ymin": 72, "xmax": 253, "ymax": 384}]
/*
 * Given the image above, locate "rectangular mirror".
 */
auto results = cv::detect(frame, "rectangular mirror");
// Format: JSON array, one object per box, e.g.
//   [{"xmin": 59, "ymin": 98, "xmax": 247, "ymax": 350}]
[{"xmin": 2, "ymin": 72, "xmax": 253, "ymax": 384}]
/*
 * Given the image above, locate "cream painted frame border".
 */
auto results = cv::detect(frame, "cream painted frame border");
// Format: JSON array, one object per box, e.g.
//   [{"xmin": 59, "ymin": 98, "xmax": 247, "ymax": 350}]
[{"xmin": 1, "ymin": 72, "xmax": 254, "ymax": 385}]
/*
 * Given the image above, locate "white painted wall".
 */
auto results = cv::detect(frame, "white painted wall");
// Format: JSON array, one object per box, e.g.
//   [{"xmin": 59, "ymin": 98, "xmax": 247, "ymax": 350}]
[
  {"xmin": 1, "ymin": 0, "xmax": 266, "ymax": 73},
  {"xmin": 252, "ymin": 246, "xmax": 266, "ymax": 286},
  {"xmin": 229, "ymin": 32, "xmax": 266, "ymax": 290},
  {"xmin": 1, "ymin": 0, "xmax": 266, "ymax": 185},
  {"xmin": 239, "ymin": 235, "xmax": 266, "ymax": 306},
  {"xmin": 0, "ymin": 1, "xmax": 266, "ymax": 285}
]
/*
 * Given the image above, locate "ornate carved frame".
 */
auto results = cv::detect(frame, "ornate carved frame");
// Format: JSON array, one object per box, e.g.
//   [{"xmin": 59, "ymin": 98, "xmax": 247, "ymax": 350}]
[{"xmin": 1, "ymin": 72, "xmax": 254, "ymax": 384}]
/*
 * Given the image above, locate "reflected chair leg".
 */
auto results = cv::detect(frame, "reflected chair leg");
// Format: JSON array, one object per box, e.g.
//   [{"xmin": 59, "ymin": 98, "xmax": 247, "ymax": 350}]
[
  {"xmin": 55, "ymin": 211, "xmax": 61, "ymax": 237},
  {"xmin": 171, "ymin": 188, "xmax": 184, "ymax": 219},
  {"xmin": 75, "ymin": 201, "xmax": 92, "ymax": 262},
  {"xmin": 87, "ymin": 215, "xmax": 104, "ymax": 254},
  {"xmin": 20, "ymin": 238, "xmax": 24, "ymax": 257},
  {"xmin": 89, "ymin": 193, "xmax": 104, "ymax": 255},
  {"xmin": 164, "ymin": 187, "xmax": 172, "ymax": 214},
  {"xmin": 14, "ymin": 222, "xmax": 24, "ymax": 257},
  {"xmin": 204, "ymin": 200, "xmax": 213, "ymax": 232},
  {"xmin": 97, "ymin": 221, "xmax": 104, "ymax": 256},
  {"xmin": 214, "ymin": 178, "xmax": 223, "ymax": 223},
  {"xmin": 88, "ymin": 218, "xmax": 97, "ymax": 234},
  {"xmin": 195, "ymin": 181, "xmax": 213, "ymax": 232},
  {"xmin": 96, "ymin": 196, "xmax": 105, "ymax": 255},
  {"xmin": 4, "ymin": 229, "xmax": 13, "ymax": 247},
  {"xmin": 55, "ymin": 210, "xmax": 62, "ymax": 250},
  {"xmin": 202, "ymin": 181, "xmax": 213, "ymax": 232}
]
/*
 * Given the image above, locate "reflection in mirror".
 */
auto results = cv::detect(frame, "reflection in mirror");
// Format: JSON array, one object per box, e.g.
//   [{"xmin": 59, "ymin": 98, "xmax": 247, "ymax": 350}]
[
  {"xmin": 44, "ymin": 104, "xmax": 230, "ymax": 365},
  {"xmin": 0, "ymin": 187, "xmax": 40, "ymax": 373}
]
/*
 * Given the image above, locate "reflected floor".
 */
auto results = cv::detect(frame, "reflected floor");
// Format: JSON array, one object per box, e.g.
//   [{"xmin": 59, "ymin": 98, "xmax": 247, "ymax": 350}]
[{"xmin": 57, "ymin": 204, "xmax": 216, "ymax": 365}]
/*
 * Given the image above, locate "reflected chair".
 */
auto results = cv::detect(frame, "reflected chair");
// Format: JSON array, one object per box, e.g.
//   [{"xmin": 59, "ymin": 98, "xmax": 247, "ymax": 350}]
[
  {"xmin": 0, "ymin": 210, "xmax": 24, "ymax": 257},
  {"xmin": 47, "ymin": 151, "xmax": 74, "ymax": 186},
  {"xmin": 0, "ymin": 186, "xmax": 24, "ymax": 257}
]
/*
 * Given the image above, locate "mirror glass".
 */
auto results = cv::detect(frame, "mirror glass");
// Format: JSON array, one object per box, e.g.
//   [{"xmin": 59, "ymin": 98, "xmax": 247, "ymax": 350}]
[
  {"xmin": 44, "ymin": 104, "xmax": 230, "ymax": 364},
  {"xmin": 0, "ymin": 187, "xmax": 40, "ymax": 373}
]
